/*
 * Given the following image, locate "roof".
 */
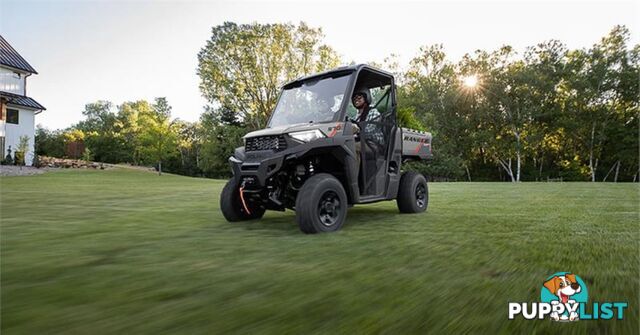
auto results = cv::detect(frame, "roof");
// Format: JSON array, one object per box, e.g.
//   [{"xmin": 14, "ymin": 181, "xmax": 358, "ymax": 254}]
[
  {"xmin": 0, "ymin": 35, "xmax": 37, "ymax": 74},
  {"xmin": 0, "ymin": 91, "xmax": 46, "ymax": 111},
  {"xmin": 283, "ymin": 64, "xmax": 393, "ymax": 89}
]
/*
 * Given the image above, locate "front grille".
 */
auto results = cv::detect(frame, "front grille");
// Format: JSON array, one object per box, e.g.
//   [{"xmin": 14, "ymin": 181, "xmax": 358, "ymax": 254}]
[{"xmin": 245, "ymin": 135, "xmax": 287, "ymax": 152}]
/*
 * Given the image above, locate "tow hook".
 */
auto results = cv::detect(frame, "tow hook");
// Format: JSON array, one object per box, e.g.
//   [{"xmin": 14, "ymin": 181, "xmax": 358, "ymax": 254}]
[{"xmin": 239, "ymin": 181, "xmax": 251, "ymax": 215}]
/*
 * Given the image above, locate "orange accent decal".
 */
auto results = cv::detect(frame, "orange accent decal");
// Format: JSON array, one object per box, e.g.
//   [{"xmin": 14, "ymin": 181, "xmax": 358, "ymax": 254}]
[
  {"xmin": 413, "ymin": 138, "xmax": 425, "ymax": 154},
  {"xmin": 239, "ymin": 187, "xmax": 251, "ymax": 215},
  {"xmin": 328, "ymin": 122, "xmax": 343, "ymax": 137}
]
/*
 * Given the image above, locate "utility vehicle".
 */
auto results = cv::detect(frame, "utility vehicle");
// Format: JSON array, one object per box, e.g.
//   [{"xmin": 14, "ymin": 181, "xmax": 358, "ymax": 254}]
[{"xmin": 221, "ymin": 64, "xmax": 432, "ymax": 233}]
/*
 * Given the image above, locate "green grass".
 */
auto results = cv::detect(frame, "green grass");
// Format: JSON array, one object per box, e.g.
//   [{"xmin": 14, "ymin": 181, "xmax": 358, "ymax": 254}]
[{"xmin": 1, "ymin": 169, "xmax": 638, "ymax": 334}]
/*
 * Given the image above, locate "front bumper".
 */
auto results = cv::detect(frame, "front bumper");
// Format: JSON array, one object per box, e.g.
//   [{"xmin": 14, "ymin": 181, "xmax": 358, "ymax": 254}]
[
  {"xmin": 229, "ymin": 150, "xmax": 286, "ymax": 189},
  {"xmin": 229, "ymin": 136, "xmax": 351, "ymax": 189}
]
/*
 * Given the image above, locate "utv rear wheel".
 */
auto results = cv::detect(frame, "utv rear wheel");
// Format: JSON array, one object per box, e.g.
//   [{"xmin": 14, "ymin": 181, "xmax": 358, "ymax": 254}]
[
  {"xmin": 296, "ymin": 173, "xmax": 348, "ymax": 234},
  {"xmin": 220, "ymin": 179, "xmax": 265, "ymax": 222},
  {"xmin": 397, "ymin": 171, "xmax": 428, "ymax": 213}
]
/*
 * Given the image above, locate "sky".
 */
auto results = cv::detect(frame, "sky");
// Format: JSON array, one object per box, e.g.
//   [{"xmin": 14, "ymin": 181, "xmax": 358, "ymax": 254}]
[{"xmin": 1, "ymin": 0, "xmax": 638, "ymax": 130}]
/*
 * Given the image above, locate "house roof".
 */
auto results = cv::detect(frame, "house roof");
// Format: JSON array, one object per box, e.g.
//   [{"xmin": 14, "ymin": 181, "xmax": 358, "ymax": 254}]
[
  {"xmin": 0, "ymin": 91, "xmax": 46, "ymax": 111},
  {"xmin": 0, "ymin": 35, "xmax": 38, "ymax": 74}
]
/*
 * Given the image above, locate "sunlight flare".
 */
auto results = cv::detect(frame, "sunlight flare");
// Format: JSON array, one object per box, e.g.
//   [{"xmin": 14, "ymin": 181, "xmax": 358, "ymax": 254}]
[{"xmin": 463, "ymin": 74, "xmax": 479, "ymax": 88}]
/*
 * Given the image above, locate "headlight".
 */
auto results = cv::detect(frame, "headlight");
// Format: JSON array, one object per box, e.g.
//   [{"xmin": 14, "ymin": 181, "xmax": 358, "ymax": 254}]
[{"xmin": 289, "ymin": 129, "xmax": 325, "ymax": 142}]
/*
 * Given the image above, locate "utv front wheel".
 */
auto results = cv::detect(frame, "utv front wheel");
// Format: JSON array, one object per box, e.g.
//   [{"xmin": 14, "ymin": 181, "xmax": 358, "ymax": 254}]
[
  {"xmin": 397, "ymin": 171, "xmax": 428, "ymax": 213},
  {"xmin": 220, "ymin": 179, "xmax": 265, "ymax": 222},
  {"xmin": 295, "ymin": 173, "xmax": 348, "ymax": 234}
]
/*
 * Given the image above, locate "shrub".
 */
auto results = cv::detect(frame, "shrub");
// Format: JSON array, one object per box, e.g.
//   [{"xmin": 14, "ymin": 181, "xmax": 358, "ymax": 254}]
[{"xmin": 82, "ymin": 148, "xmax": 93, "ymax": 162}]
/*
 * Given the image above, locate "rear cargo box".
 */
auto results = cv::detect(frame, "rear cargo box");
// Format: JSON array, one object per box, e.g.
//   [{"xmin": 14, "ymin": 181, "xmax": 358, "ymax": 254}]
[{"xmin": 401, "ymin": 128, "xmax": 432, "ymax": 160}]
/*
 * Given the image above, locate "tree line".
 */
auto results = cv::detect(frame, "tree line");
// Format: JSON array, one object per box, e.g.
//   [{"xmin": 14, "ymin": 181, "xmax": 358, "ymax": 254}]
[{"xmin": 36, "ymin": 23, "xmax": 639, "ymax": 181}]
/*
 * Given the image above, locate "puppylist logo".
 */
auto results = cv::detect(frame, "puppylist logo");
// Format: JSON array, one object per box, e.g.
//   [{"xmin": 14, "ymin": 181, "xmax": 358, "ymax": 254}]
[{"xmin": 508, "ymin": 272, "xmax": 628, "ymax": 322}]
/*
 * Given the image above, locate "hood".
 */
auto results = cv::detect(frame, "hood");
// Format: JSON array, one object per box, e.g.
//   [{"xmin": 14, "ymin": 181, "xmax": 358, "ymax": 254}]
[{"xmin": 244, "ymin": 122, "xmax": 339, "ymax": 138}]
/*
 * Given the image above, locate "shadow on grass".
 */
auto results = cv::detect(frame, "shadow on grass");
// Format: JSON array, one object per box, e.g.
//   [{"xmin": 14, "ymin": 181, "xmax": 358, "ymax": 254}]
[{"xmin": 221, "ymin": 205, "xmax": 404, "ymax": 233}]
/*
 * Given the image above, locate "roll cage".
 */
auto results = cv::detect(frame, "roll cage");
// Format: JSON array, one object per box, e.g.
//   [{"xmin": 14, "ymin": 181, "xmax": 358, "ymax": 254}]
[{"xmin": 267, "ymin": 64, "xmax": 397, "ymax": 127}]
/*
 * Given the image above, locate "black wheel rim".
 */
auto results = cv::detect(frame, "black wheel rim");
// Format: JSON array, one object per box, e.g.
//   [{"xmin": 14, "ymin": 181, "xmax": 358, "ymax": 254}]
[
  {"xmin": 318, "ymin": 191, "xmax": 341, "ymax": 227},
  {"xmin": 415, "ymin": 183, "xmax": 426, "ymax": 208}
]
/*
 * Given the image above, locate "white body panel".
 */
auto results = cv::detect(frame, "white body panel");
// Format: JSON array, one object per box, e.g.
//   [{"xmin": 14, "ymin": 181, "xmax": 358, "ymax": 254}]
[{"xmin": 401, "ymin": 128, "xmax": 433, "ymax": 160}]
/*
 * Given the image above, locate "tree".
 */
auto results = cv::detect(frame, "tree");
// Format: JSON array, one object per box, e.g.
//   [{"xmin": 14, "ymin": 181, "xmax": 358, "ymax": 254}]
[
  {"xmin": 172, "ymin": 120, "xmax": 203, "ymax": 176},
  {"xmin": 197, "ymin": 22, "xmax": 341, "ymax": 129},
  {"xmin": 199, "ymin": 106, "xmax": 246, "ymax": 178},
  {"xmin": 402, "ymin": 44, "xmax": 467, "ymax": 179},
  {"xmin": 82, "ymin": 147, "xmax": 93, "ymax": 163},
  {"xmin": 397, "ymin": 106, "xmax": 425, "ymax": 130},
  {"xmin": 35, "ymin": 126, "xmax": 65, "ymax": 158},
  {"xmin": 77, "ymin": 100, "xmax": 114, "ymax": 131},
  {"xmin": 75, "ymin": 101, "xmax": 129, "ymax": 163},
  {"xmin": 152, "ymin": 97, "xmax": 172, "ymax": 121},
  {"xmin": 15, "ymin": 135, "xmax": 30, "ymax": 166},
  {"xmin": 400, "ymin": 27, "xmax": 638, "ymax": 182},
  {"xmin": 596, "ymin": 27, "xmax": 639, "ymax": 182},
  {"xmin": 558, "ymin": 26, "xmax": 638, "ymax": 181},
  {"xmin": 139, "ymin": 117, "xmax": 177, "ymax": 176},
  {"xmin": 521, "ymin": 40, "xmax": 568, "ymax": 180},
  {"xmin": 139, "ymin": 100, "xmax": 178, "ymax": 175},
  {"xmin": 117, "ymin": 100, "xmax": 156, "ymax": 164}
]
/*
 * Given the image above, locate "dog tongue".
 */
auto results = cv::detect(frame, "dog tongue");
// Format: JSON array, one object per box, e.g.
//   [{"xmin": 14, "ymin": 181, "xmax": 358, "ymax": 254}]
[{"xmin": 561, "ymin": 294, "xmax": 569, "ymax": 303}]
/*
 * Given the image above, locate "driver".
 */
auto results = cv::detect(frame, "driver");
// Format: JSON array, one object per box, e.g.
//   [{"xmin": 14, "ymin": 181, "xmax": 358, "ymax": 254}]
[
  {"xmin": 352, "ymin": 90, "xmax": 380, "ymax": 123},
  {"xmin": 351, "ymin": 90, "xmax": 383, "ymax": 167}
]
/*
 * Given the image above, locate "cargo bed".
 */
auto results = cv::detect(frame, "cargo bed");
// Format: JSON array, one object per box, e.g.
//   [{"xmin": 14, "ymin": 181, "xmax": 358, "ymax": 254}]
[{"xmin": 401, "ymin": 128, "xmax": 432, "ymax": 160}]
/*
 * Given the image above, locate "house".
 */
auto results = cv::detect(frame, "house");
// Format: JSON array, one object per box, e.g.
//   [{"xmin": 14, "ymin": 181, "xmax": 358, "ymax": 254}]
[{"xmin": 0, "ymin": 35, "xmax": 45, "ymax": 166}]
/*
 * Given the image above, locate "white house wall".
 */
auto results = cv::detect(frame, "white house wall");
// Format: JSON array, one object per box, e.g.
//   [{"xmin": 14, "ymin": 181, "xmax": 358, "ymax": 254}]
[
  {"xmin": 4, "ymin": 107, "xmax": 35, "ymax": 165},
  {"xmin": 0, "ymin": 67, "xmax": 26, "ymax": 95}
]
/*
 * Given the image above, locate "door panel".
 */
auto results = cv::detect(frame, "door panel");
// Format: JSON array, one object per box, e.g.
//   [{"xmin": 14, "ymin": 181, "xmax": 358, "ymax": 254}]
[
  {"xmin": 351, "ymin": 68, "xmax": 397, "ymax": 198},
  {"xmin": 360, "ymin": 87, "xmax": 393, "ymax": 196}
]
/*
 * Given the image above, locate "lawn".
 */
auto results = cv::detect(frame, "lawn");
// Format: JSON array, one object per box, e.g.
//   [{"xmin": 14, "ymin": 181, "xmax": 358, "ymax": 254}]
[{"xmin": 1, "ymin": 169, "xmax": 638, "ymax": 334}]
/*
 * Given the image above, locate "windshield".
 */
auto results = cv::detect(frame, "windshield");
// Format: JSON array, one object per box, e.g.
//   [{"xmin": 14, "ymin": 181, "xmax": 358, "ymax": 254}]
[{"xmin": 268, "ymin": 74, "xmax": 351, "ymax": 127}]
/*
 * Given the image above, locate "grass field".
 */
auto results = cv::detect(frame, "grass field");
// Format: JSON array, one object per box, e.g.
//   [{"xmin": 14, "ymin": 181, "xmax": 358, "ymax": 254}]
[{"xmin": 1, "ymin": 169, "xmax": 638, "ymax": 334}]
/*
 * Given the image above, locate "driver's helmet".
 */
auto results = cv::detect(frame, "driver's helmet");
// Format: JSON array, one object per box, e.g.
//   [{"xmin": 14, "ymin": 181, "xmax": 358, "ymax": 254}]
[{"xmin": 352, "ymin": 89, "xmax": 372, "ymax": 105}]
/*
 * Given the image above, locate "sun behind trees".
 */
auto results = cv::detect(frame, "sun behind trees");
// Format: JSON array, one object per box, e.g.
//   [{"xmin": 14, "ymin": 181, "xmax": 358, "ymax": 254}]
[
  {"xmin": 400, "ymin": 25, "xmax": 638, "ymax": 182},
  {"xmin": 35, "ymin": 23, "xmax": 639, "ymax": 181}
]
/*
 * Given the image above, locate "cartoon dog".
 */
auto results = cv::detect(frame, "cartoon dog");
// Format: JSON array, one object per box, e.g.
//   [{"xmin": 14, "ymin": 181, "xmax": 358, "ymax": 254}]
[{"xmin": 543, "ymin": 273, "xmax": 582, "ymax": 321}]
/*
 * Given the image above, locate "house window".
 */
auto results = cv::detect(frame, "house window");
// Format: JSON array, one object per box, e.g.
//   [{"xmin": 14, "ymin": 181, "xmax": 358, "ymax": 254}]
[{"xmin": 6, "ymin": 109, "xmax": 18, "ymax": 124}]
